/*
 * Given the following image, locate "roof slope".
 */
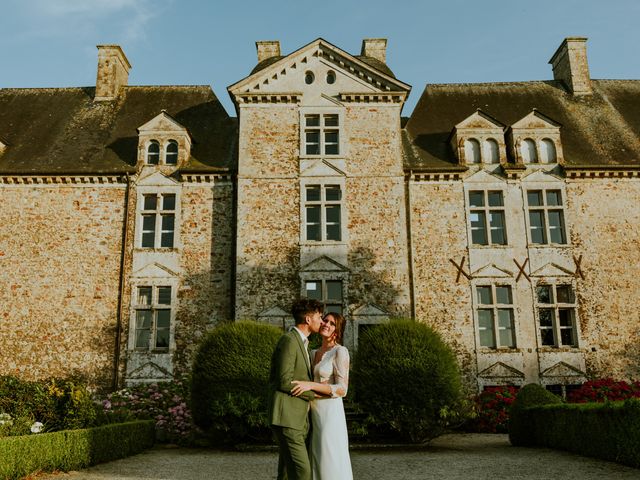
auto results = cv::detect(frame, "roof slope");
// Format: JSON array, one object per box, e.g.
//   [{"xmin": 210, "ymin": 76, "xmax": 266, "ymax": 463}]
[
  {"xmin": 0, "ymin": 86, "xmax": 236, "ymax": 174},
  {"xmin": 404, "ymin": 80, "xmax": 640, "ymax": 169}
]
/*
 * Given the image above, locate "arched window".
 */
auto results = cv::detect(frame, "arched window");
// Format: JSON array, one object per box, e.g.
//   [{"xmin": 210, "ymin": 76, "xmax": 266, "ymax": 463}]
[
  {"xmin": 521, "ymin": 139, "xmax": 538, "ymax": 163},
  {"xmin": 540, "ymin": 139, "xmax": 557, "ymax": 163},
  {"xmin": 483, "ymin": 139, "xmax": 500, "ymax": 164},
  {"xmin": 147, "ymin": 140, "xmax": 160, "ymax": 165},
  {"xmin": 165, "ymin": 140, "xmax": 178, "ymax": 165},
  {"xmin": 464, "ymin": 139, "xmax": 481, "ymax": 164}
]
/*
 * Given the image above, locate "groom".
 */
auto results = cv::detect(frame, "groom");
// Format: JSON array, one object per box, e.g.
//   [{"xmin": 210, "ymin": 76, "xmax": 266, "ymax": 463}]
[{"xmin": 268, "ymin": 298, "xmax": 324, "ymax": 480}]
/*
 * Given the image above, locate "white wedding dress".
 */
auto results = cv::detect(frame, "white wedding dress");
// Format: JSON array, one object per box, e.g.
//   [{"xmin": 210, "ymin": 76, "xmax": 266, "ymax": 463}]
[{"xmin": 309, "ymin": 345, "xmax": 353, "ymax": 480}]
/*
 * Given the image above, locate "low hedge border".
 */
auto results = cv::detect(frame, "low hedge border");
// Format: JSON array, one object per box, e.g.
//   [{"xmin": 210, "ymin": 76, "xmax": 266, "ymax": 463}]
[
  {"xmin": 0, "ymin": 420, "xmax": 155, "ymax": 480},
  {"xmin": 511, "ymin": 398, "xmax": 640, "ymax": 468}
]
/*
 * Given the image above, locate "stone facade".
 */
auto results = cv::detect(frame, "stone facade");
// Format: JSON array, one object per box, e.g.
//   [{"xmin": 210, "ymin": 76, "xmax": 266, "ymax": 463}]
[{"xmin": 1, "ymin": 37, "xmax": 639, "ymax": 394}]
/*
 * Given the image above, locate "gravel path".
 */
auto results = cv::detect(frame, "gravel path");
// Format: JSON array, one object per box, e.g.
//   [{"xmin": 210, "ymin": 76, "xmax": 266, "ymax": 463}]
[{"xmin": 37, "ymin": 434, "xmax": 639, "ymax": 480}]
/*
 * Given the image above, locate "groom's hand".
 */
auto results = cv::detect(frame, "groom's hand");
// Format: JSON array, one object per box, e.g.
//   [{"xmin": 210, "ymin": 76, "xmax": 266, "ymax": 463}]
[{"xmin": 291, "ymin": 380, "xmax": 313, "ymax": 397}]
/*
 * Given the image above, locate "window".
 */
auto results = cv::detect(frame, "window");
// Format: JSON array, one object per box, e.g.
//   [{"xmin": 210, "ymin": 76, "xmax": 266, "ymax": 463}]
[
  {"xmin": 521, "ymin": 139, "xmax": 538, "ymax": 163},
  {"xmin": 134, "ymin": 285, "xmax": 172, "ymax": 350},
  {"xmin": 483, "ymin": 139, "xmax": 500, "ymax": 164},
  {"xmin": 476, "ymin": 285, "xmax": 516, "ymax": 348},
  {"xmin": 304, "ymin": 114, "xmax": 340, "ymax": 156},
  {"xmin": 305, "ymin": 280, "xmax": 343, "ymax": 314},
  {"xmin": 468, "ymin": 190, "xmax": 507, "ymax": 245},
  {"xmin": 147, "ymin": 140, "xmax": 160, "ymax": 165},
  {"xmin": 464, "ymin": 139, "xmax": 481, "ymax": 164},
  {"xmin": 536, "ymin": 284, "xmax": 577, "ymax": 347},
  {"xmin": 165, "ymin": 140, "xmax": 178, "ymax": 165},
  {"xmin": 526, "ymin": 189, "xmax": 566, "ymax": 245},
  {"xmin": 540, "ymin": 139, "xmax": 557, "ymax": 163},
  {"xmin": 140, "ymin": 193, "xmax": 176, "ymax": 248},
  {"xmin": 305, "ymin": 184, "xmax": 342, "ymax": 242},
  {"xmin": 305, "ymin": 71, "xmax": 315, "ymax": 85},
  {"xmin": 326, "ymin": 71, "xmax": 336, "ymax": 84}
]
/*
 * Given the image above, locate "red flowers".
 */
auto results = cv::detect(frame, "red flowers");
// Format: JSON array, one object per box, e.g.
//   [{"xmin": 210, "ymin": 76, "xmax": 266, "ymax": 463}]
[
  {"xmin": 567, "ymin": 378, "xmax": 640, "ymax": 403},
  {"xmin": 473, "ymin": 386, "xmax": 519, "ymax": 433}
]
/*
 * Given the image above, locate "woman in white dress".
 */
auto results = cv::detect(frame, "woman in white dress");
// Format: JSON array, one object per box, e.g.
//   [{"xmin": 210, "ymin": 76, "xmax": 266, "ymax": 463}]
[{"xmin": 291, "ymin": 312, "xmax": 353, "ymax": 480}]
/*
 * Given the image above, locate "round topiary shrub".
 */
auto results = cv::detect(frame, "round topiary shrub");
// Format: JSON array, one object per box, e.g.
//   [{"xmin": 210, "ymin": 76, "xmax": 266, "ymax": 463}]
[
  {"xmin": 190, "ymin": 321, "xmax": 282, "ymax": 444},
  {"xmin": 508, "ymin": 383, "xmax": 562, "ymax": 446},
  {"xmin": 352, "ymin": 319, "xmax": 462, "ymax": 443}
]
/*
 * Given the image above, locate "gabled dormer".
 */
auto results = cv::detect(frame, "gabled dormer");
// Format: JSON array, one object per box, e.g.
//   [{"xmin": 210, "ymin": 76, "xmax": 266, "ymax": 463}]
[
  {"xmin": 507, "ymin": 110, "xmax": 563, "ymax": 165},
  {"xmin": 137, "ymin": 111, "xmax": 192, "ymax": 171},
  {"xmin": 450, "ymin": 110, "xmax": 506, "ymax": 166}
]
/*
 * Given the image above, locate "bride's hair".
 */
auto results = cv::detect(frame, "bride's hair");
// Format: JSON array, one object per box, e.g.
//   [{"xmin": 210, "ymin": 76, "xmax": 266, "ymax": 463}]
[{"xmin": 324, "ymin": 312, "xmax": 345, "ymax": 345}]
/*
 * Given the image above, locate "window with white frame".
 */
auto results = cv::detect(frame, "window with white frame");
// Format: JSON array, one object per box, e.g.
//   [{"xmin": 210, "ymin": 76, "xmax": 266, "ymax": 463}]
[
  {"xmin": 526, "ymin": 189, "xmax": 566, "ymax": 245},
  {"xmin": 476, "ymin": 285, "xmax": 516, "ymax": 348},
  {"xmin": 140, "ymin": 193, "xmax": 176, "ymax": 248},
  {"xmin": 540, "ymin": 139, "xmax": 557, "ymax": 163},
  {"xmin": 304, "ymin": 184, "xmax": 342, "ymax": 242},
  {"xmin": 468, "ymin": 190, "xmax": 507, "ymax": 245},
  {"xmin": 134, "ymin": 285, "xmax": 172, "ymax": 350},
  {"xmin": 165, "ymin": 140, "xmax": 178, "ymax": 165},
  {"xmin": 464, "ymin": 138, "xmax": 481, "ymax": 164},
  {"xmin": 303, "ymin": 114, "xmax": 340, "ymax": 156},
  {"xmin": 536, "ymin": 284, "xmax": 577, "ymax": 347},
  {"xmin": 521, "ymin": 138, "xmax": 538, "ymax": 163},
  {"xmin": 305, "ymin": 279, "xmax": 343, "ymax": 314},
  {"xmin": 483, "ymin": 139, "xmax": 500, "ymax": 164},
  {"xmin": 147, "ymin": 140, "xmax": 160, "ymax": 165}
]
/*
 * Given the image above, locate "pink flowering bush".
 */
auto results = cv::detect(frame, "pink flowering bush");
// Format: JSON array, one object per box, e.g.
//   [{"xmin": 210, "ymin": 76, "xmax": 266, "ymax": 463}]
[
  {"xmin": 471, "ymin": 386, "xmax": 519, "ymax": 433},
  {"xmin": 567, "ymin": 378, "xmax": 640, "ymax": 403},
  {"xmin": 101, "ymin": 378, "xmax": 196, "ymax": 444}
]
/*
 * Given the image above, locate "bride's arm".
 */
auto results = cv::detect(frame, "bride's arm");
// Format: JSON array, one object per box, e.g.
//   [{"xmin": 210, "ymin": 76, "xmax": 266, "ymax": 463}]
[{"xmin": 291, "ymin": 347, "xmax": 350, "ymax": 398}]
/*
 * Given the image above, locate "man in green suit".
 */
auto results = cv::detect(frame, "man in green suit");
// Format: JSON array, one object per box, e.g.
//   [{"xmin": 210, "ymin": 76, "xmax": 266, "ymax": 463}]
[{"xmin": 269, "ymin": 298, "xmax": 324, "ymax": 480}]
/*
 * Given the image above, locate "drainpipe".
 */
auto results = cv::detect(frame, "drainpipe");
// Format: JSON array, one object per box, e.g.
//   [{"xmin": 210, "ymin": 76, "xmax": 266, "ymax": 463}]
[{"xmin": 404, "ymin": 171, "xmax": 417, "ymax": 320}]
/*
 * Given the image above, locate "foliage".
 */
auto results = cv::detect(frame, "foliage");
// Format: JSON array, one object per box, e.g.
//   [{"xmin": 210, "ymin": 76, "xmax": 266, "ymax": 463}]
[
  {"xmin": 190, "ymin": 321, "xmax": 282, "ymax": 445},
  {"xmin": 0, "ymin": 420, "xmax": 154, "ymax": 480},
  {"xmin": 100, "ymin": 378, "xmax": 193, "ymax": 444},
  {"xmin": 508, "ymin": 399, "xmax": 640, "ymax": 469},
  {"xmin": 567, "ymin": 378, "xmax": 640, "ymax": 403},
  {"xmin": 352, "ymin": 320, "xmax": 462, "ymax": 443},
  {"xmin": 508, "ymin": 383, "xmax": 562, "ymax": 446},
  {"xmin": 471, "ymin": 386, "xmax": 519, "ymax": 433}
]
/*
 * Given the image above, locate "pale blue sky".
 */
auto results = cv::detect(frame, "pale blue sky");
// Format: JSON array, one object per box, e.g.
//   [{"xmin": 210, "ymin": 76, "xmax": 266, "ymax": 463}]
[{"xmin": 1, "ymin": 0, "xmax": 639, "ymax": 116}]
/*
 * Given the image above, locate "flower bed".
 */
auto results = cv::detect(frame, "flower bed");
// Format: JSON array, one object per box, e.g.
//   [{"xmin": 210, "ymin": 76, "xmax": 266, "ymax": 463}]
[
  {"xmin": 471, "ymin": 386, "xmax": 519, "ymax": 433},
  {"xmin": 567, "ymin": 378, "xmax": 640, "ymax": 403}
]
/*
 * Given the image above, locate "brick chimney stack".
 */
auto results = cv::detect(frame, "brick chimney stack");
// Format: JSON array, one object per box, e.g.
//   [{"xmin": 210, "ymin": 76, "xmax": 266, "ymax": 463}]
[
  {"xmin": 549, "ymin": 37, "xmax": 592, "ymax": 95},
  {"xmin": 95, "ymin": 45, "xmax": 131, "ymax": 102},
  {"xmin": 256, "ymin": 41, "xmax": 281, "ymax": 63},
  {"xmin": 361, "ymin": 38, "xmax": 387, "ymax": 64}
]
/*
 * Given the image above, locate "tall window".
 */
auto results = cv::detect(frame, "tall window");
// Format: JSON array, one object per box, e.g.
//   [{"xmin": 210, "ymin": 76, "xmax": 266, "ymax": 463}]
[
  {"xmin": 134, "ymin": 286, "xmax": 172, "ymax": 350},
  {"xmin": 304, "ymin": 114, "xmax": 340, "ymax": 155},
  {"xmin": 476, "ymin": 285, "xmax": 516, "ymax": 348},
  {"xmin": 305, "ymin": 280, "xmax": 343, "ymax": 314},
  {"xmin": 468, "ymin": 190, "xmax": 507, "ymax": 245},
  {"xmin": 540, "ymin": 139, "xmax": 557, "ymax": 163},
  {"xmin": 483, "ymin": 139, "xmax": 500, "ymax": 164},
  {"xmin": 526, "ymin": 189, "xmax": 566, "ymax": 245},
  {"xmin": 521, "ymin": 139, "xmax": 538, "ymax": 163},
  {"xmin": 147, "ymin": 140, "xmax": 160, "ymax": 165},
  {"xmin": 305, "ymin": 184, "xmax": 342, "ymax": 242},
  {"xmin": 165, "ymin": 140, "xmax": 178, "ymax": 165},
  {"xmin": 141, "ymin": 193, "xmax": 176, "ymax": 248},
  {"xmin": 464, "ymin": 139, "xmax": 481, "ymax": 164},
  {"xmin": 536, "ymin": 284, "xmax": 577, "ymax": 347}
]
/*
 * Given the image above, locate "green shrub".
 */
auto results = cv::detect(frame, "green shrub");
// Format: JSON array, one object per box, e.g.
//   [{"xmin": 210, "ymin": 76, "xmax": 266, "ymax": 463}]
[
  {"xmin": 191, "ymin": 321, "xmax": 282, "ymax": 444},
  {"xmin": 508, "ymin": 383, "xmax": 562, "ymax": 446},
  {"xmin": 352, "ymin": 320, "xmax": 462, "ymax": 443},
  {"xmin": 471, "ymin": 386, "xmax": 519, "ymax": 433},
  {"xmin": 46, "ymin": 378, "xmax": 97, "ymax": 430},
  {"xmin": 0, "ymin": 376, "xmax": 57, "ymax": 429},
  {"xmin": 0, "ymin": 420, "xmax": 154, "ymax": 480}
]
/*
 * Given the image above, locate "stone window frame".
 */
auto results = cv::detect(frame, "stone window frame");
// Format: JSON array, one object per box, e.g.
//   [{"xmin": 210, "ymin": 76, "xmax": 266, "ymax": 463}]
[
  {"xmin": 299, "ymin": 108, "xmax": 345, "ymax": 159},
  {"xmin": 146, "ymin": 140, "xmax": 160, "ymax": 165},
  {"xmin": 135, "ymin": 185, "xmax": 182, "ymax": 251},
  {"xmin": 459, "ymin": 135, "xmax": 504, "ymax": 165},
  {"xmin": 145, "ymin": 138, "xmax": 181, "ymax": 166},
  {"xmin": 523, "ymin": 187, "xmax": 568, "ymax": 246},
  {"xmin": 472, "ymin": 282, "xmax": 518, "ymax": 350},
  {"xmin": 534, "ymin": 280, "xmax": 580, "ymax": 349},
  {"xmin": 165, "ymin": 140, "xmax": 179, "ymax": 165},
  {"xmin": 513, "ymin": 135, "xmax": 563, "ymax": 166},
  {"xmin": 128, "ymin": 277, "xmax": 178, "ymax": 354},
  {"xmin": 299, "ymin": 176, "xmax": 347, "ymax": 246},
  {"xmin": 299, "ymin": 269, "xmax": 349, "ymax": 316},
  {"xmin": 465, "ymin": 189, "xmax": 508, "ymax": 247}
]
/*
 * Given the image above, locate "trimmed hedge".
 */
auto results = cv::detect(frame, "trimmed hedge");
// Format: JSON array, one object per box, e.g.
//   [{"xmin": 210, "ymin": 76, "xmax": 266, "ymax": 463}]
[
  {"xmin": 508, "ymin": 383, "xmax": 562, "ymax": 446},
  {"xmin": 509, "ymin": 398, "xmax": 640, "ymax": 468},
  {"xmin": 0, "ymin": 420, "xmax": 154, "ymax": 480}
]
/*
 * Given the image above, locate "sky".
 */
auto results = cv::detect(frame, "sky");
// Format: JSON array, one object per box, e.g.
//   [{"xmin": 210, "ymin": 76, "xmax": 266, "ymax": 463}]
[{"xmin": 1, "ymin": 0, "xmax": 639, "ymax": 116}]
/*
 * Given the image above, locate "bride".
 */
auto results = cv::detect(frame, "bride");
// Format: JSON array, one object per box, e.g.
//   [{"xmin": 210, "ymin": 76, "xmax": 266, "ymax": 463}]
[{"xmin": 291, "ymin": 312, "xmax": 353, "ymax": 480}]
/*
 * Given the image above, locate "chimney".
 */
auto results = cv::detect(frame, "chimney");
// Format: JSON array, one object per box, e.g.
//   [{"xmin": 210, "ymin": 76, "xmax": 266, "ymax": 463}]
[
  {"xmin": 256, "ymin": 41, "xmax": 281, "ymax": 63},
  {"xmin": 95, "ymin": 45, "xmax": 131, "ymax": 101},
  {"xmin": 361, "ymin": 38, "xmax": 387, "ymax": 64},
  {"xmin": 549, "ymin": 37, "xmax": 592, "ymax": 95}
]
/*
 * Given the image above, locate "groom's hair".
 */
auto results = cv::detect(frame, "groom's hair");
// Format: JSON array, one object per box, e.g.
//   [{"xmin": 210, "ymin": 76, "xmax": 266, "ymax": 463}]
[{"xmin": 291, "ymin": 298, "xmax": 324, "ymax": 325}]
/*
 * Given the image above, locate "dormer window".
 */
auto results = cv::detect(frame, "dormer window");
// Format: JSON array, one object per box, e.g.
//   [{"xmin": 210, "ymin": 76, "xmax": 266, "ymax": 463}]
[
  {"xmin": 483, "ymin": 139, "xmax": 500, "ymax": 164},
  {"xmin": 147, "ymin": 140, "xmax": 160, "ymax": 165},
  {"xmin": 521, "ymin": 139, "xmax": 538, "ymax": 163},
  {"xmin": 165, "ymin": 140, "xmax": 178, "ymax": 165},
  {"xmin": 540, "ymin": 139, "xmax": 557, "ymax": 163},
  {"xmin": 451, "ymin": 111, "xmax": 506, "ymax": 166},
  {"xmin": 464, "ymin": 139, "xmax": 481, "ymax": 164},
  {"xmin": 509, "ymin": 111, "xmax": 563, "ymax": 165}
]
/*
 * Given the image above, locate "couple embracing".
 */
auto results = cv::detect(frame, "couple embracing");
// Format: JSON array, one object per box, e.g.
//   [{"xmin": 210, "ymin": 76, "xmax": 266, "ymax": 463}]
[{"xmin": 268, "ymin": 298, "xmax": 353, "ymax": 480}]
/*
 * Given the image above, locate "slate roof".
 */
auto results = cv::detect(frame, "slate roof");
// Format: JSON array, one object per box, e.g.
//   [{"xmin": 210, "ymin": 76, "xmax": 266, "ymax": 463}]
[
  {"xmin": 0, "ymin": 86, "xmax": 236, "ymax": 174},
  {"xmin": 404, "ymin": 80, "xmax": 640, "ymax": 170}
]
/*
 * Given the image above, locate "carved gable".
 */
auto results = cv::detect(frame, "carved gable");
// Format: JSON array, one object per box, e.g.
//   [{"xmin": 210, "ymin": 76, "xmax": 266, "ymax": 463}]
[
  {"xmin": 455, "ymin": 110, "xmax": 505, "ymax": 131},
  {"xmin": 511, "ymin": 110, "xmax": 561, "ymax": 130},
  {"xmin": 131, "ymin": 262, "xmax": 179, "ymax": 279},
  {"xmin": 530, "ymin": 262, "xmax": 575, "ymax": 278},
  {"xmin": 127, "ymin": 361, "xmax": 173, "ymax": 381},
  {"xmin": 478, "ymin": 362, "xmax": 525, "ymax": 378},
  {"xmin": 301, "ymin": 255, "xmax": 349, "ymax": 273},
  {"xmin": 541, "ymin": 361, "xmax": 585, "ymax": 378},
  {"xmin": 137, "ymin": 111, "xmax": 192, "ymax": 169},
  {"xmin": 471, "ymin": 264, "xmax": 513, "ymax": 279}
]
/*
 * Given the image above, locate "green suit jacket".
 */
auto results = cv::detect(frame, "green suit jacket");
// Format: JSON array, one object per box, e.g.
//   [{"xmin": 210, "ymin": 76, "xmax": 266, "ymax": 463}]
[{"xmin": 268, "ymin": 329, "xmax": 315, "ymax": 429}]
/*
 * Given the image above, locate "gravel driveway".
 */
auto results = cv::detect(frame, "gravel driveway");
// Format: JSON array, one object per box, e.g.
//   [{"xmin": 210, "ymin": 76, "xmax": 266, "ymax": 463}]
[{"xmin": 37, "ymin": 434, "xmax": 639, "ymax": 480}]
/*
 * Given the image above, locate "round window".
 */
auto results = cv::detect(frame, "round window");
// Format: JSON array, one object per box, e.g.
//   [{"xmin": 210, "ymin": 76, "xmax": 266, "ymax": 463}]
[
  {"xmin": 326, "ymin": 71, "xmax": 336, "ymax": 84},
  {"xmin": 305, "ymin": 71, "xmax": 315, "ymax": 85}
]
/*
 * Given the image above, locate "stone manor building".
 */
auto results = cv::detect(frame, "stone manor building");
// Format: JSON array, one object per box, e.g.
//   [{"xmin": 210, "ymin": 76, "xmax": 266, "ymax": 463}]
[{"xmin": 1, "ymin": 38, "xmax": 639, "ymax": 393}]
